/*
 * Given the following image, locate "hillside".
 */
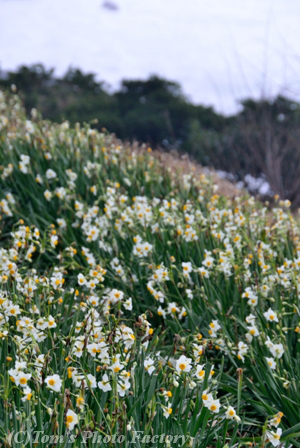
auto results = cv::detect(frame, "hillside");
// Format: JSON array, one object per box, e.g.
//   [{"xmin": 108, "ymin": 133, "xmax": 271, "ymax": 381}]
[{"xmin": 0, "ymin": 91, "xmax": 299, "ymax": 447}]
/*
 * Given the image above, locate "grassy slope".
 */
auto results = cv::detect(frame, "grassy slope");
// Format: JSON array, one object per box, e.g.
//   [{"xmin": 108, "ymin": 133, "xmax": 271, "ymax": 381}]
[{"xmin": 0, "ymin": 91, "xmax": 300, "ymax": 447}]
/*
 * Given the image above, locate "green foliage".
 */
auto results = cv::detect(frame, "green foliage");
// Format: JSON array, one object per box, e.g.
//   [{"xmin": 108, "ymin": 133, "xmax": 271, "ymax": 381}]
[{"xmin": 0, "ymin": 92, "xmax": 300, "ymax": 447}]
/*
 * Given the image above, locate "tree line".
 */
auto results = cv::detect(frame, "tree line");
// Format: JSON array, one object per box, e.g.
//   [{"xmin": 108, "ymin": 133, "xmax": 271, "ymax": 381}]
[{"xmin": 1, "ymin": 64, "xmax": 300, "ymax": 205}]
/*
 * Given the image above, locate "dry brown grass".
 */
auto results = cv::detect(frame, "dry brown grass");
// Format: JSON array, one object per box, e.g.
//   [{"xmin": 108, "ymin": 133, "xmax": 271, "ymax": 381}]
[
  {"xmin": 151, "ymin": 149, "xmax": 242, "ymax": 197},
  {"xmin": 113, "ymin": 135, "xmax": 244, "ymax": 199}
]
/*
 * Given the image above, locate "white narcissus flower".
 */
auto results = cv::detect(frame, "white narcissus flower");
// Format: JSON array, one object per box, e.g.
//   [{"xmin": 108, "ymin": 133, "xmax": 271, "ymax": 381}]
[
  {"xmin": 176, "ymin": 355, "xmax": 192, "ymax": 373},
  {"xmin": 207, "ymin": 399, "xmax": 221, "ymax": 414},
  {"xmin": 36, "ymin": 174, "xmax": 43, "ymax": 184},
  {"xmin": 25, "ymin": 121, "xmax": 34, "ymax": 134},
  {"xmin": 270, "ymin": 343, "xmax": 284, "ymax": 359},
  {"xmin": 55, "ymin": 187, "xmax": 67, "ymax": 200},
  {"xmin": 197, "ymin": 267, "xmax": 209, "ymax": 278},
  {"xmin": 45, "ymin": 374, "xmax": 62, "ymax": 392},
  {"xmin": 195, "ymin": 364, "xmax": 206, "ymax": 381},
  {"xmin": 202, "ymin": 256, "xmax": 214, "ymax": 269},
  {"xmin": 21, "ymin": 387, "xmax": 33, "ymax": 402},
  {"xmin": 73, "ymin": 340, "xmax": 84, "ymax": 358},
  {"xmin": 182, "ymin": 262, "xmax": 192, "ymax": 273},
  {"xmin": 144, "ymin": 357, "xmax": 155, "ymax": 375},
  {"xmin": 109, "ymin": 289, "xmax": 124, "ymax": 304},
  {"xmin": 162, "ymin": 403, "xmax": 173, "ymax": 419},
  {"xmin": 123, "ymin": 297, "xmax": 133, "ymax": 311},
  {"xmin": 88, "ymin": 295, "xmax": 99, "ymax": 307},
  {"xmin": 270, "ymin": 412, "xmax": 283, "ymax": 428},
  {"xmin": 6, "ymin": 304, "xmax": 21, "ymax": 317},
  {"xmin": 238, "ymin": 341, "xmax": 248, "ymax": 358},
  {"xmin": 225, "ymin": 406, "xmax": 241, "ymax": 421},
  {"xmin": 117, "ymin": 379, "xmax": 130, "ymax": 397},
  {"xmin": 264, "ymin": 308, "xmax": 278, "ymax": 323},
  {"xmin": 87, "ymin": 342, "xmax": 100, "ymax": 357},
  {"xmin": 186, "ymin": 289, "xmax": 193, "ymax": 299},
  {"xmin": 46, "ymin": 169, "xmax": 57, "ymax": 180},
  {"xmin": 19, "ymin": 154, "xmax": 30, "ymax": 173},
  {"xmin": 248, "ymin": 295, "xmax": 258, "ymax": 307},
  {"xmin": 86, "ymin": 374, "xmax": 97, "ymax": 389},
  {"xmin": 265, "ymin": 336, "xmax": 274, "ymax": 349},
  {"xmin": 201, "ymin": 390, "xmax": 213, "ymax": 407},
  {"xmin": 247, "ymin": 325, "xmax": 259, "ymax": 337},
  {"xmin": 208, "ymin": 320, "xmax": 221, "ymax": 337},
  {"xmin": 77, "ymin": 273, "xmax": 86, "ymax": 286},
  {"xmin": 245, "ymin": 313, "xmax": 256, "ymax": 326},
  {"xmin": 157, "ymin": 306, "xmax": 166, "ymax": 318},
  {"xmin": 141, "ymin": 242, "xmax": 153, "ymax": 257},
  {"xmin": 57, "ymin": 218, "xmax": 67, "ymax": 229},
  {"xmin": 266, "ymin": 428, "xmax": 282, "ymax": 447},
  {"xmin": 265, "ymin": 357, "xmax": 276, "ymax": 370},
  {"xmin": 86, "ymin": 278, "xmax": 98, "ymax": 290},
  {"xmin": 47, "ymin": 315, "xmax": 56, "ymax": 329},
  {"xmin": 66, "ymin": 410, "xmax": 78, "ymax": 431},
  {"xmin": 110, "ymin": 359, "xmax": 124, "ymax": 374},
  {"xmin": 98, "ymin": 373, "xmax": 112, "ymax": 392},
  {"xmin": 15, "ymin": 372, "xmax": 32, "ymax": 387},
  {"xmin": 50, "ymin": 235, "xmax": 58, "ymax": 248},
  {"xmin": 167, "ymin": 302, "xmax": 180, "ymax": 315},
  {"xmin": 44, "ymin": 189, "xmax": 53, "ymax": 201}
]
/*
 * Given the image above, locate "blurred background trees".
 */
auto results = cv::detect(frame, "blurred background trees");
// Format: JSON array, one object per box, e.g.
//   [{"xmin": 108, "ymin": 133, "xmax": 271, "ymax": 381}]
[{"xmin": 1, "ymin": 64, "xmax": 300, "ymax": 205}]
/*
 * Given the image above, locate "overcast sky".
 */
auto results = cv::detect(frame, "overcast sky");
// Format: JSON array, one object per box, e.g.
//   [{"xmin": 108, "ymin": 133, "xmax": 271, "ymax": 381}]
[{"xmin": 1, "ymin": 0, "xmax": 300, "ymax": 114}]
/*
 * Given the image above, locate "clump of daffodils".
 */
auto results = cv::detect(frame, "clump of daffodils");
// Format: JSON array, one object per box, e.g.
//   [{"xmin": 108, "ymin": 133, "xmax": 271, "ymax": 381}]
[{"xmin": 0, "ymin": 90, "xmax": 296, "ymax": 446}]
